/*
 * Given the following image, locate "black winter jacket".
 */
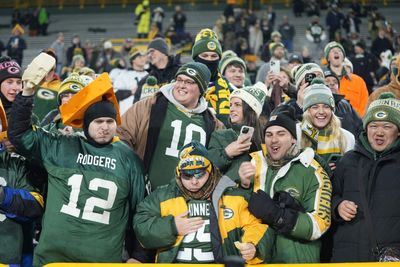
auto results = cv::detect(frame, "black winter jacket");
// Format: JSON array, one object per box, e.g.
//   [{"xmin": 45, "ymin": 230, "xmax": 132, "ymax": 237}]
[
  {"xmin": 134, "ymin": 54, "xmax": 181, "ymax": 103},
  {"xmin": 331, "ymin": 133, "xmax": 400, "ymax": 262}
]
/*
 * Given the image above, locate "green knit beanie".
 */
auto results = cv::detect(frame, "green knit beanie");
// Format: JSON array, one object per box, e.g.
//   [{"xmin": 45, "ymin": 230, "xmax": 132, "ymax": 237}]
[
  {"xmin": 192, "ymin": 29, "xmax": 222, "ymax": 59},
  {"xmin": 175, "ymin": 62, "xmax": 211, "ymax": 96},
  {"xmin": 303, "ymin": 78, "xmax": 335, "ymax": 111},
  {"xmin": 219, "ymin": 55, "xmax": 246, "ymax": 75},
  {"xmin": 363, "ymin": 92, "xmax": 400, "ymax": 130},
  {"xmin": 324, "ymin": 41, "xmax": 346, "ymax": 61}
]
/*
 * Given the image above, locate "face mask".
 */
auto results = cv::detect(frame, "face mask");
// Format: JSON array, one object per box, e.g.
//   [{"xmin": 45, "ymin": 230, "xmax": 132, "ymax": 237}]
[{"xmin": 194, "ymin": 57, "xmax": 219, "ymax": 79}]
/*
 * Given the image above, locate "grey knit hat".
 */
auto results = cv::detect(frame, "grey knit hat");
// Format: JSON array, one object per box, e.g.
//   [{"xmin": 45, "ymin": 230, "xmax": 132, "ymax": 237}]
[
  {"xmin": 303, "ymin": 78, "xmax": 335, "ymax": 111},
  {"xmin": 294, "ymin": 63, "xmax": 324, "ymax": 89},
  {"xmin": 148, "ymin": 38, "xmax": 169, "ymax": 56}
]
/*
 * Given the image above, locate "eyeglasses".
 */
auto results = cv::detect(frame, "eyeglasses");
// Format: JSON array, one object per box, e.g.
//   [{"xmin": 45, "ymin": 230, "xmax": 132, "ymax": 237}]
[
  {"xmin": 180, "ymin": 169, "xmax": 208, "ymax": 180},
  {"xmin": 175, "ymin": 78, "xmax": 196, "ymax": 86}
]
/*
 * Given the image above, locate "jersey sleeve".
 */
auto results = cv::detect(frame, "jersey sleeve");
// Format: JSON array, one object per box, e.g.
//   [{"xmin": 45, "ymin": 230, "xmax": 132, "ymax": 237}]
[
  {"xmin": 239, "ymin": 198, "xmax": 275, "ymax": 264},
  {"xmin": 290, "ymin": 160, "xmax": 332, "ymax": 241},
  {"xmin": 133, "ymin": 189, "xmax": 178, "ymax": 249},
  {"xmin": 0, "ymin": 153, "xmax": 44, "ymax": 222},
  {"xmin": 207, "ymin": 131, "xmax": 233, "ymax": 173},
  {"xmin": 8, "ymin": 93, "xmax": 65, "ymax": 165},
  {"xmin": 128, "ymin": 153, "xmax": 146, "ymax": 215}
]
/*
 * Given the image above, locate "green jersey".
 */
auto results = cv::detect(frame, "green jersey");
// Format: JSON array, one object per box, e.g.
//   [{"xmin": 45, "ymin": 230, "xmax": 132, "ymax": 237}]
[
  {"xmin": 16, "ymin": 128, "xmax": 145, "ymax": 266},
  {"xmin": 176, "ymin": 199, "xmax": 214, "ymax": 263},
  {"xmin": 148, "ymin": 103, "xmax": 207, "ymax": 189},
  {"xmin": 0, "ymin": 152, "xmax": 36, "ymax": 264}
]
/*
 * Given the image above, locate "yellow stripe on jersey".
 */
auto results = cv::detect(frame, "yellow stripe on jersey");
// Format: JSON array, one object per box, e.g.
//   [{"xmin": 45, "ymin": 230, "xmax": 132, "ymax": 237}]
[{"xmin": 308, "ymin": 159, "xmax": 332, "ymax": 240}]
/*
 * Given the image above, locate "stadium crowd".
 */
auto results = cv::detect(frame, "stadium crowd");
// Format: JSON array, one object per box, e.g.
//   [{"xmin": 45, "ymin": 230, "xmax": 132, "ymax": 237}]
[{"xmin": 1, "ymin": 0, "xmax": 400, "ymax": 266}]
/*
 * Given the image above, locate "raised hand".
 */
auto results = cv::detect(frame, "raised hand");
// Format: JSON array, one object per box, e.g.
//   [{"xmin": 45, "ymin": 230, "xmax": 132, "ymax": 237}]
[{"xmin": 239, "ymin": 162, "xmax": 255, "ymax": 189}]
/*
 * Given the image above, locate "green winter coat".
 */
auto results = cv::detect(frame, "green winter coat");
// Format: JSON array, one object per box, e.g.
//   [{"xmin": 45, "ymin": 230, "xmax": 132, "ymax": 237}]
[
  {"xmin": 208, "ymin": 127, "xmax": 251, "ymax": 181},
  {"xmin": 251, "ymin": 147, "xmax": 332, "ymax": 263},
  {"xmin": 134, "ymin": 176, "xmax": 275, "ymax": 264}
]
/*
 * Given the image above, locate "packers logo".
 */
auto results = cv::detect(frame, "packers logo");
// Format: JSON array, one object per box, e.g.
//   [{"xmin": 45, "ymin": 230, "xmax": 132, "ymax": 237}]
[
  {"xmin": 374, "ymin": 111, "xmax": 387, "ymax": 119},
  {"xmin": 37, "ymin": 89, "xmax": 55, "ymax": 100},
  {"xmin": 207, "ymin": 41, "xmax": 217, "ymax": 51},
  {"xmin": 286, "ymin": 187, "xmax": 300, "ymax": 198},
  {"xmin": 223, "ymin": 208, "xmax": 234, "ymax": 219},
  {"xmin": 68, "ymin": 83, "xmax": 81, "ymax": 92},
  {"xmin": 186, "ymin": 68, "xmax": 197, "ymax": 77}
]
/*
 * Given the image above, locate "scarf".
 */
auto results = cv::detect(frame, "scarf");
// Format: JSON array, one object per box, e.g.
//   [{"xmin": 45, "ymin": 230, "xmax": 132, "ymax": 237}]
[
  {"xmin": 266, "ymin": 143, "xmax": 300, "ymax": 169},
  {"xmin": 176, "ymin": 166, "xmax": 221, "ymax": 201},
  {"xmin": 301, "ymin": 121, "xmax": 342, "ymax": 159}
]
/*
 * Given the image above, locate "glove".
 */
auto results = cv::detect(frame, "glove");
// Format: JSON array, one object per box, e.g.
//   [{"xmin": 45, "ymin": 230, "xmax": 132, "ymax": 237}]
[
  {"xmin": 273, "ymin": 191, "xmax": 305, "ymax": 212},
  {"xmin": 249, "ymin": 190, "xmax": 281, "ymax": 225},
  {"xmin": 249, "ymin": 190, "xmax": 299, "ymax": 234},
  {"xmin": 22, "ymin": 52, "xmax": 56, "ymax": 93}
]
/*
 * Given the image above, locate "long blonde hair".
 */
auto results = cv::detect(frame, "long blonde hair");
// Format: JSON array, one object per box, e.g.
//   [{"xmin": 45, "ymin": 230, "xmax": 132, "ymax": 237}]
[{"xmin": 301, "ymin": 109, "xmax": 348, "ymax": 154}]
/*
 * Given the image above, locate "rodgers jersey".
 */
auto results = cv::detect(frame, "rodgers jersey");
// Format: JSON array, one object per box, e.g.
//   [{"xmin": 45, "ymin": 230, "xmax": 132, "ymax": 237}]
[
  {"xmin": 16, "ymin": 128, "xmax": 145, "ymax": 266},
  {"xmin": 147, "ymin": 103, "xmax": 207, "ymax": 189}
]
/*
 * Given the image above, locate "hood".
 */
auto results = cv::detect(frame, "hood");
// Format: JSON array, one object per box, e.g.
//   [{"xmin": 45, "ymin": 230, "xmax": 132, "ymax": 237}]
[{"xmin": 160, "ymin": 83, "xmax": 208, "ymax": 114}]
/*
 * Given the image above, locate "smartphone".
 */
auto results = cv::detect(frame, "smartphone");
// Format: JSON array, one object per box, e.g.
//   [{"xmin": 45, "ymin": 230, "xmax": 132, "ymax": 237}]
[
  {"xmin": 238, "ymin": 126, "xmax": 254, "ymax": 141},
  {"xmin": 270, "ymin": 60, "xmax": 280, "ymax": 75},
  {"xmin": 327, "ymin": 154, "xmax": 342, "ymax": 164}
]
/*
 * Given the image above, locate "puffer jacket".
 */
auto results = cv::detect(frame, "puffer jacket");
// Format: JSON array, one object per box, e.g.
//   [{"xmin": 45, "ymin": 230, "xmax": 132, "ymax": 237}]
[
  {"xmin": 250, "ymin": 147, "xmax": 332, "ymax": 263},
  {"xmin": 331, "ymin": 133, "xmax": 400, "ymax": 262},
  {"xmin": 133, "ymin": 176, "xmax": 275, "ymax": 264}
]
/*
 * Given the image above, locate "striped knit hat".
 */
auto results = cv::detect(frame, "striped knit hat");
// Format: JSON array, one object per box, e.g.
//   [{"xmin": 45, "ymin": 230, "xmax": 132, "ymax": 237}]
[
  {"xmin": 363, "ymin": 92, "xmax": 400, "ymax": 130},
  {"xmin": 303, "ymin": 78, "xmax": 335, "ymax": 111},
  {"xmin": 294, "ymin": 63, "xmax": 324, "ymax": 89}
]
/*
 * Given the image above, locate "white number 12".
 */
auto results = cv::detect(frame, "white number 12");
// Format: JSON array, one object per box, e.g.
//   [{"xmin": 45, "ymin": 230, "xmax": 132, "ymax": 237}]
[{"xmin": 60, "ymin": 174, "xmax": 117, "ymax": 225}]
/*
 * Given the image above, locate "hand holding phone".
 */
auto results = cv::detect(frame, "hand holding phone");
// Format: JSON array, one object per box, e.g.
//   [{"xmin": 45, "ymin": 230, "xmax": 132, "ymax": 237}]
[
  {"xmin": 270, "ymin": 60, "xmax": 280, "ymax": 75},
  {"xmin": 238, "ymin": 126, "xmax": 254, "ymax": 142}
]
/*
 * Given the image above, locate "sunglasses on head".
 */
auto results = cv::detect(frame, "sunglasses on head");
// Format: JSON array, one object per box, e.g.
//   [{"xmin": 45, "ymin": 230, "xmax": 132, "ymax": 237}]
[{"xmin": 180, "ymin": 169, "xmax": 208, "ymax": 180}]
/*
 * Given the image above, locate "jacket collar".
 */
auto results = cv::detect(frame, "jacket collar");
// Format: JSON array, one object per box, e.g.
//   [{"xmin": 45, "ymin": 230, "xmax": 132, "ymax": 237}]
[{"xmin": 211, "ymin": 176, "xmax": 236, "ymax": 219}]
